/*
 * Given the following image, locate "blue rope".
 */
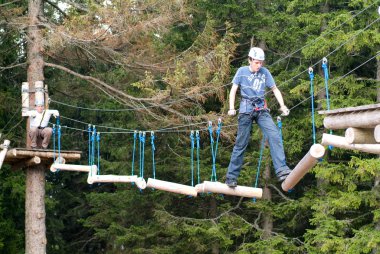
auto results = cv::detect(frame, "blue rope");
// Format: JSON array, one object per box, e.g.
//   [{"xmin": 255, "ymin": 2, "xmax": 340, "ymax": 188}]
[
  {"xmin": 196, "ymin": 131, "xmax": 201, "ymax": 184},
  {"xmin": 150, "ymin": 131, "xmax": 156, "ymax": 180},
  {"xmin": 91, "ymin": 126, "xmax": 96, "ymax": 168},
  {"xmin": 190, "ymin": 131, "xmax": 195, "ymax": 186},
  {"xmin": 309, "ymin": 67, "xmax": 316, "ymax": 144},
  {"xmin": 132, "ymin": 131, "xmax": 137, "ymax": 176},
  {"xmin": 322, "ymin": 58, "xmax": 334, "ymax": 150},
  {"xmin": 88, "ymin": 124, "xmax": 92, "ymax": 165},
  {"xmin": 139, "ymin": 131, "xmax": 142, "ymax": 178},
  {"xmin": 208, "ymin": 119, "xmax": 222, "ymax": 182},
  {"xmin": 52, "ymin": 124, "xmax": 56, "ymax": 162},
  {"xmin": 57, "ymin": 122, "xmax": 61, "ymax": 165},
  {"xmin": 139, "ymin": 131, "xmax": 146, "ymax": 178},
  {"xmin": 253, "ymin": 135, "xmax": 266, "ymax": 203},
  {"xmin": 96, "ymin": 132, "xmax": 100, "ymax": 175},
  {"xmin": 277, "ymin": 116, "xmax": 283, "ymax": 145}
]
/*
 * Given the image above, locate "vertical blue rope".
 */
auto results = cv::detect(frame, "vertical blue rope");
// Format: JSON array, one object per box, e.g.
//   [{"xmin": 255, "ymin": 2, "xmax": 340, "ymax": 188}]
[
  {"xmin": 208, "ymin": 122, "xmax": 216, "ymax": 182},
  {"xmin": 139, "ymin": 131, "xmax": 142, "ymax": 178},
  {"xmin": 52, "ymin": 124, "xmax": 56, "ymax": 162},
  {"xmin": 91, "ymin": 126, "xmax": 96, "ymax": 175},
  {"xmin": 96, "ymin": 132, "xmax": 100, "ymax": 175},
  {"xmin": 309, "ymin": 67, "xmax": 316, "ymax": 144},
  {"xmin": 196, "ymin": 131, "xmax": 201, "ymax": 184},
  {"xmin": 88, "ymin": 124, "xmax": 92, "ymax": 165},
  {"xmin": 150, "ymin": 131, "xmax": 156, "ymax": 180},
  {"xmin": 322, "ymin": 57, "xmax": 334, "ymax": 150},
  {"xmin": 139, "ymin": 132, "xmax": 146, "ymax": 179},
  {"xmin": 277, "ymin": 116, "xmax": 283, "ymax": 145},
  {"xmin": 253, "ymin": 135, "xmax": 266, "ymax": 203},
  {"xmin": 132, "ymin": 131, "xmax": 137, "ymax": 176},
  {"xmin": 190, "ymin": 131, "xmax": 195, "ymax": 186},
  {"xmin": 57, "ymin": 123, "xmax": 61, "ymax": 165}
]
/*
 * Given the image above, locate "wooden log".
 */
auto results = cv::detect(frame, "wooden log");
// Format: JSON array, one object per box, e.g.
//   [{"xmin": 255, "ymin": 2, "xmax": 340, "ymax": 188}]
[
  {"xmin": 87, "ymin": 174, "xmax": 147, "ymax": 189},
  {"xmin": 345, "ymin": 127, "xmax": 377, "ymax": 144},
  {"xmin": 323, "ymin": 110, "xmax": 380, "ymax": 129},
  {"xmin": 146, "ymin": 178, "xmax": 198, "ymax": 197},
  {"xmin": 35, "ymin": 81, "xmax": 44, "ymax": 105},
  {"xmin": 281, "ymin": 144, "xmax": 325, "ymax": 192},
  {"xmin": 0, "ymin": 140, "xmax": 10, "ymax": 169},
  {"xmin": 50, "ymin": 164, "xmax": 96, "ymax": 173},
  {"xmin": 374, "ymin": 125, "xmax": 380, "ymax": 143},
  {"xmin": 25, "ymin": 156, "xmax": 41, "ymax": 167},
  {"xmin": 7, "ymin": 149, "xmax": 81, "ymax": 161},
  {"xmin": 195, "ymin": 181, "xmax": 263, "ymax": 198},
  {"xmin": 321, "ymin": 133, "xmax": 380, "ymax": 154}
]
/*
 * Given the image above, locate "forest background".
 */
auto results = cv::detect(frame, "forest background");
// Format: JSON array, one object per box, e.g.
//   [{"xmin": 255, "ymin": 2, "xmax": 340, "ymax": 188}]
[{"xmin": 0, "ymin": 0, "xmax": 380, "ymax": 253}]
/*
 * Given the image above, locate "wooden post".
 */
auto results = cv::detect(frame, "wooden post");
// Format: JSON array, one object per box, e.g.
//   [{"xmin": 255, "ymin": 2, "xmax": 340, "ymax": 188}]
[
  {"xmin": 374, "ymin": 125, "xmax": 380, "ymax": 143},
  {"xmin": 146, "ymin": 178, "xmax": 198, "ymax": 197},
  {"xmin": 0, "ymin": 140, "xmax": 10, "ymax": 169},
  {"xmin": 195, "ymin": 181, "xmax": 263, "ymax": 198},
  {"xmin": 281, "ymin": 144, "xmax": 325, "ymax": 192},
  {"xmin": 321, "ymin": 133, "xmax": 380, "ymax": 154},
  {"xmin": 345, "ymin": 127, "xmax": 377, "ymax": 144},
  {"xmin": 50, "ymin": 164, "xmax": 96, "ymax": 173},
  {"xmin": 323, "ymin": 110, "xmax": 380, "ymax": 129}
]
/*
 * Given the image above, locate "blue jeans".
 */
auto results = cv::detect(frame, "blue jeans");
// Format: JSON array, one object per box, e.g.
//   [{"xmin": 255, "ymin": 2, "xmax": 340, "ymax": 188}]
[{"xmin": 226, "ymin": 111, "xmax": 290, "ymax": 180}]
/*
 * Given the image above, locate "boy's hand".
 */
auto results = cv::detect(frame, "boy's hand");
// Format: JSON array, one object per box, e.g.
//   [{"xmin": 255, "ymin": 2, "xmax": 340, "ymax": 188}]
[
  {"xmin": 280, "ymin": 105, "xmax": 290, "ymax": 116},
  {"xmin": 228, "ymin": 109, "xmax": 236, "ymax": 116}
]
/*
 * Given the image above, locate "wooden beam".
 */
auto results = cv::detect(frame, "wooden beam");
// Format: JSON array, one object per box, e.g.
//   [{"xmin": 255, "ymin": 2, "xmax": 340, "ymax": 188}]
[
  {"xmin": 146, "ymin": 178, "xmax": 198, "ymax": 197},
  {"xmin": 196, "ymin": 181, "xmax": 263, "ymax": 198},
  {"xmin": 323, "ymin": 110, "xmax": 380, "ymax": 129},
  {"xmin": 345, "ymin": 127, "xmax": 377, "ymax": 144},
  {"xmin": 281, "ymin": 144, "xmax": 325, "ymax": 192},
  {"xmin": 25, "ymin": 156, "xmax": 41, "ymax": 167},
  {"xmin": 50, "ymin": 164, "xmax": 96, "ymax": 173},
  {"xmin": 321, "ymin": 133, "xmax": 380, "ymax": 154},
  {"xmin": 0, "ymin": 140, "xmax": 10, "ymax": 169},
  {"xmin": 6, "ymin": 149, "xmax": 81, "ymax": 161},
  {"xmin": 318, "ymin": 103, "xmax": 380, "ymax": 115}
]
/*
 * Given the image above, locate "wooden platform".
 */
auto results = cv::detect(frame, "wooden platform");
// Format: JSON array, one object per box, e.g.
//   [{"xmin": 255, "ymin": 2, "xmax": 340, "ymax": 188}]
[
  {"xmin": 4, "ymin": 148, "xmax": 81, "ymax": 168},
  {"xmin": 318, "ymin": 103, "xmax": 380, "ymax": 115}
]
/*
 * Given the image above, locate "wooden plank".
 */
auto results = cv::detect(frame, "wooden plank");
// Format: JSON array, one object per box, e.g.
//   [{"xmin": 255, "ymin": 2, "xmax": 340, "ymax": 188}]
[
  {"xmin": 318, "ymin": 103, "xmax": 380, "ymax": 115},
  {"xmin": 6, "ymin": 148, "xmax": 81, "ymax": 161}
]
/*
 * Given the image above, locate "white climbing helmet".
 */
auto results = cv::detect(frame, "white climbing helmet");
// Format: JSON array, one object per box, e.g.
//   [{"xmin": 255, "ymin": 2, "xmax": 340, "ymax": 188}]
[
  {"xmin": 35, "ymin": 100, "xmax": 44, "ymax": 106},
  {"xmin": 248, "ymin": 47, "xmax": 265, "ymax": 61}
]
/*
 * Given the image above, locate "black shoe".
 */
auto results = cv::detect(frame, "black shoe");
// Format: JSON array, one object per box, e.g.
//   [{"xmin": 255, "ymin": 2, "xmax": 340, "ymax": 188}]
[
  {"xmin": 276, "ymin": 169, "xmax": 292, "ymax": 182},
  {"xmin": 225, "ymin": 178, "xmax": 237, "ymax": 188}
]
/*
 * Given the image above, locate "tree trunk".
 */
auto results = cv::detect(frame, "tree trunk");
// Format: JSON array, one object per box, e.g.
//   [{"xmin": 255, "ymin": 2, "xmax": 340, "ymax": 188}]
[
  {"xmin": 210, "ymin": 197, "xmax": 219, "ymax": 254},
  {"xmin": 262, "ymin": 157, "xmax": 273, "ymax": 239},
  {"xmin": 373, "ymin": 51, "xmax": 380, "ymax": 254},
  {"xmin": 25, "ymin": 0, "xmax": 46, "ymax": 253}
]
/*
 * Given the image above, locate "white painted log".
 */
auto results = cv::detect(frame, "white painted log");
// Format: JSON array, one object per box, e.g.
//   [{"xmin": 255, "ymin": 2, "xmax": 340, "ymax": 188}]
[
  {"xmin": 281, "ymin": 144, "xmax": 325, "ymax": 192},
  {"xmin": 50, "ymin": 163, "xmax": 97, "ymax": 173},
  {"xmin": 0, "ymin": 140, "xmax": 10, "ymax": 169},
  {"xmin": 22, "ymin": 82, "xmax": 29, "ymax": 116},
  {"xmin": 345, "ymin": 127, "xmax": 377, "ymax": 144},
  {"xmin": 323, "ymin": 110, "xmax": 380, "ymax": 129},
  {"xmin": 146, "ymin": 178, "xmax": 198, "ymax": 197},
  {"xmin": 374, "ymin": 125, "xmax": 380, "ymax": 143},
  {"xmin": 87, "ymin": 174, "xmax": 147, "ymax": 189},
  {"xmin": 195, "ymin": 181, "xmax": 263, "ymax": 198},
  {"xmin": 321, "ymin": 133, "xmax": 380, "ymax": 154},
  {"xmin": 34, "ymin": 81, "xmax": 44, "ymax": 106}
]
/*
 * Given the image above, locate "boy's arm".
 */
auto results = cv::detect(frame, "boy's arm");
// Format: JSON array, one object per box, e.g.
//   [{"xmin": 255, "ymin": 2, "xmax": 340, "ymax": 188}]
[
  {"xmin": 271, "ymin": 86, "xmax": 289, "ymax": 116},
  {"xmin": 228, "ymin": 84, "xmax": 239, "ymax": 116}
]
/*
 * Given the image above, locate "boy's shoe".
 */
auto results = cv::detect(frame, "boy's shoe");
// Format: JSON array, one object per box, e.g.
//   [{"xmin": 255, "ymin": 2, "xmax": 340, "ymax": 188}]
[
  {"xmin": 225, "ymin": 178, "xmax": 238, "ymax": 188},
  {"xmin": 276, "ymin": 169, "xmax": 292, "ymax": 182}
]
